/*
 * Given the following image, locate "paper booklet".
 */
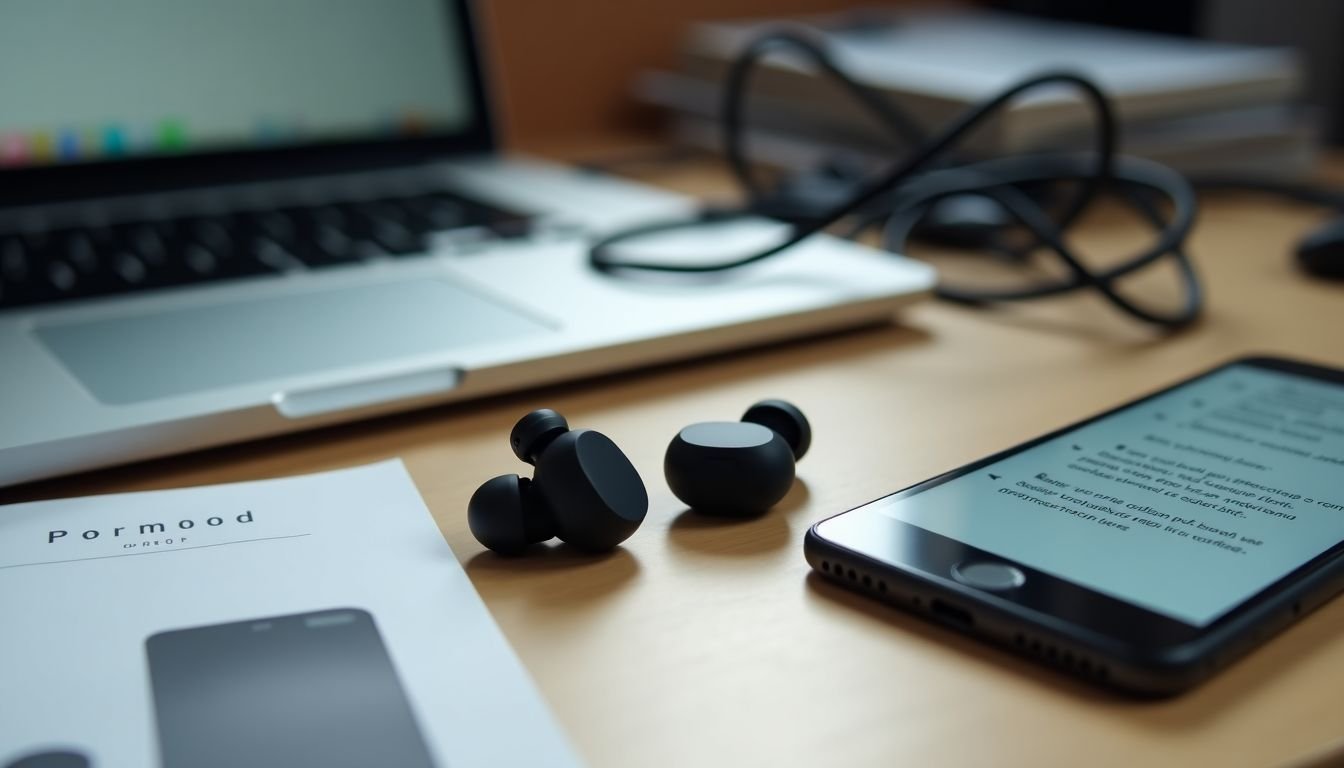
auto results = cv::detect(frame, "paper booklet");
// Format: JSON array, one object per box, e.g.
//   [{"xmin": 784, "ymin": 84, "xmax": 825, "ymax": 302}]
[{"xmin": 0, "ymin": 460, "xmax": 582, "ymax": 768}]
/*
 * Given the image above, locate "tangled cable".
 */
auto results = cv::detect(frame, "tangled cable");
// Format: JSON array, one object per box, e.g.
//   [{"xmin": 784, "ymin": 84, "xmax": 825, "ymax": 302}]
[{"xmin": 589, "ymin": 29, "xmax": 1202, "ymax": 329}]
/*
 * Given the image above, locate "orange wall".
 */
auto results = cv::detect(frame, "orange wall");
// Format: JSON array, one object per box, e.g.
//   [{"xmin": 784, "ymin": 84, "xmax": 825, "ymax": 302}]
[{"xmin": 480, "ymin": 1, "xmax": 895, "ymax": 148}]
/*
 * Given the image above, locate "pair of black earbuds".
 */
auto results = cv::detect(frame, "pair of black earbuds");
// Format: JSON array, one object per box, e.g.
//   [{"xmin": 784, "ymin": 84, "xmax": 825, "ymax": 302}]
[{"xmin": 467, "ymin": 400, "xmax": 811, "ymax": 555}]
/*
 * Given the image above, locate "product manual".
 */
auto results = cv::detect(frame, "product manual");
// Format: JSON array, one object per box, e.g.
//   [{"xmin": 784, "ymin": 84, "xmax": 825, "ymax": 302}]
[{"xmin": 0, "ymin": 460, "xmax": 582, "ymax": 768}]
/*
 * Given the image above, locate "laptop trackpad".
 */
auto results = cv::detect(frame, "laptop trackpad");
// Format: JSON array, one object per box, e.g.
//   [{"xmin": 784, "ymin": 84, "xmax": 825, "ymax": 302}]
[{"xmin": 34, "ymin": 279, "xmax": 552, "ymax": 405}]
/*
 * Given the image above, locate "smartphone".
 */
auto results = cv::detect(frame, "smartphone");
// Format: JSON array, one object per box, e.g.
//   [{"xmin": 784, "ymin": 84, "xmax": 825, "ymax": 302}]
[
  {"xmin": 146, "ymin": 608, "xmax": 436, "ymax": 768},
  {"xmin": 806, "ymin": 356, "xmax": 1344, "ymax": 696}
]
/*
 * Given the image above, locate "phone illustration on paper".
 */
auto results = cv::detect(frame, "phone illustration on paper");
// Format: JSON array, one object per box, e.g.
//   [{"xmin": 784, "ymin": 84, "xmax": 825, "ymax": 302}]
[{"xmin": 146, "ymin": 608, "xmax": 435, "ymax": 768}]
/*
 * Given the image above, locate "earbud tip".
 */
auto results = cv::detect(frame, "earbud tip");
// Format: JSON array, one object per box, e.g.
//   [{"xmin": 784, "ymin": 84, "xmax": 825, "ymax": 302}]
[
  {"xmin": 467, "ymin": 475, "xmax": 550, "ymax": 555},
  {"xmin": 510, "ymin": 409, "xmax": 570, "ymax": 463},
  {"xmin": 742, "ymin": 399, "xmax": 811, "ymax": 460}
]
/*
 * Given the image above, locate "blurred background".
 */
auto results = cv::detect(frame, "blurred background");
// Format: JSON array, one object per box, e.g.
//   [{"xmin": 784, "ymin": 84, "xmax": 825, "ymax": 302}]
[{"xmin": 483, "ymin": 0, "xmax": 1344, "ymax": 156}]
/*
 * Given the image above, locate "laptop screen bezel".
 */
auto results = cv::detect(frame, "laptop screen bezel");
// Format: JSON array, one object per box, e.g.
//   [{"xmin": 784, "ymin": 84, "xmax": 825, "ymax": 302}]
[{"xmin": 0, "ymin": 0, "xmax": 496, "ymax": 207}]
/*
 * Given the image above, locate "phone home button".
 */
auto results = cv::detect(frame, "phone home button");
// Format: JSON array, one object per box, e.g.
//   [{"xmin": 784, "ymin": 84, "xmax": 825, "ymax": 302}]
[{"xmin": 952, "ymin": 561, "xmax": 1026, "ymax": 591}]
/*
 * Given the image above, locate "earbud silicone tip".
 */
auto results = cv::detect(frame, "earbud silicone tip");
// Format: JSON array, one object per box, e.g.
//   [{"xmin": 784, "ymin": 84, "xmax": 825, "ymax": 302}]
[
  {"xmin": 741, "ymin": 399, "xmax": 811, "ymax": 460},
  {"xmin": 510, "ymin": 409, "xmax": 570, "ymax": 463},
  {"xmin": 467, "ymin": 475, "xmax": 552, "ymax": 555}
]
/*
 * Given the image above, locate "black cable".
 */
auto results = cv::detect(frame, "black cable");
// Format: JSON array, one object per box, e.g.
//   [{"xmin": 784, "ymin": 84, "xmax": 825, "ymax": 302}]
[
  {"xmin": 591, "ymin": 67, "xmax": 1117, "ymax": 272},
  {"xmin": 588, "ymin": 29, "xmax": 1204, "ymax": 329},
  {"xmin": 878, "ymin": 154, "xmax": 1201, "ymax": 326},
  {"xmin": 722, "ymin": 30, "xmax": 928, "ymax": 199}
]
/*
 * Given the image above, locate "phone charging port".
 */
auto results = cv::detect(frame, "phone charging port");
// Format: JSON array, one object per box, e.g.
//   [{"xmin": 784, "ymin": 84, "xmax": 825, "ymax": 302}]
[{"xmin": 930, "ymin": 599, "xmax": 974, "ymax": 628}]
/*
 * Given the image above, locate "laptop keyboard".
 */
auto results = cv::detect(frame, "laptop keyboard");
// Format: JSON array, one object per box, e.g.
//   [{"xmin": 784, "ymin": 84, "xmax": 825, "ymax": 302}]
[{"xmin": 0, "ymin": 191, "xmax": 532, "ymax": 309}]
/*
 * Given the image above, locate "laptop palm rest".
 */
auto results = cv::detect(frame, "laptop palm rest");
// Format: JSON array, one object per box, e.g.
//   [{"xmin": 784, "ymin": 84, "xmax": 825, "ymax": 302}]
[{"xmin": 34, "ymin": 279, "xmax": 551, "ymax": 406}]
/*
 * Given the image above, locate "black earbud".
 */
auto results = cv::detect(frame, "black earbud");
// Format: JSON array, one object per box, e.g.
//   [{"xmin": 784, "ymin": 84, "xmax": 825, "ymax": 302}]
[
  {"xmin": 468, "ymin": 409, "xmax": 648, "ymax": 555},
  {"xmin": 664, "ymin": 399, "xmax": 811, "ymax": 516},
  {"xmin": 1296, "ymin": 217, "xmax": 1344, "ymax": 279}
]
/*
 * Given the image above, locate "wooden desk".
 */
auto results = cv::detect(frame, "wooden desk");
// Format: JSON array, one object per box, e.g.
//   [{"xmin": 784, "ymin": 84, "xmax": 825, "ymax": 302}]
[{"xmin": 6, "ymin": 145, "xmax": 1343, "ymax": 767}]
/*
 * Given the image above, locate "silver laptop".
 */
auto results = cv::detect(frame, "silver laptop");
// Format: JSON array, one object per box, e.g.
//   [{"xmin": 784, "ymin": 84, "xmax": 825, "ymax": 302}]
[{"xmin": 0, "ymin": 0, "xmax": 934, "ymax": 488}]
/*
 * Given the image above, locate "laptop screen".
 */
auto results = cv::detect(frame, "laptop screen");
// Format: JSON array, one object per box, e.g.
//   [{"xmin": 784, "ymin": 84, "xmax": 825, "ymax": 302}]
[{"xmin": 0, "ymin": 0, "xmax": 481, "ymax": 170}]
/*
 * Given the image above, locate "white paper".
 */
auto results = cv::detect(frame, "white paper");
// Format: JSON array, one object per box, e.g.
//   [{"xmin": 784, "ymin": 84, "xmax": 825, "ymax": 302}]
[{"xmin": 0, "ymin": 460, "xmax": 582, "ymax": 768}]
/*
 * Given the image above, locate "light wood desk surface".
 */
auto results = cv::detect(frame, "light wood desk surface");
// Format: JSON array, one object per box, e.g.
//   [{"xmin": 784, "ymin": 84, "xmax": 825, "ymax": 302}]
[{"xmin": 6, "ymin": 144, "xmax": 1344, "ymax": 767}]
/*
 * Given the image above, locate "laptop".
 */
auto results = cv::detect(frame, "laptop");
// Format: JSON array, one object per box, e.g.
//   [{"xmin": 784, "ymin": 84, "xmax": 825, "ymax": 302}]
[{"xmin": 0, "ymin": 0, "xmax": 934, "ymax": 488}]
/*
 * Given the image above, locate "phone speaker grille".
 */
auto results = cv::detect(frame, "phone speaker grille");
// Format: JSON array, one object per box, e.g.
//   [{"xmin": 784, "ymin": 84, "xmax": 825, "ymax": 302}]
[
  {"xmin": 820, "ymin": 558, "xmax": 1112, "ymax": 684},
  {"xmin": 820, "ymin": 560, "xmax": 890, "ymax": 596},
  {"xmin": 1012, "ymin": 632, "xmax": 1111, "ymax": 682}
]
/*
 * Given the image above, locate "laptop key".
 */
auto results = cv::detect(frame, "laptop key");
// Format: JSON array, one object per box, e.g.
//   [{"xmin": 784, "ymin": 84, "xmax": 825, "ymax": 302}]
[
  {"xmin": 401, "ymin": 193, "xmax": 469, "ymax": 231},
  {"xmin": 183, "ymin": 244, "xmax": 220, "ymax": 277},
  {"xmin": 47, "ymin": 260, "xmax": 79, "ymax": 294},
  {"xmin": 35, "ymin": 234, "xmax": 126, "ymax": 301},
  {"xmin": 25, "ymin": 233, "xmax": 94, "ymax": 300},
  {"xmin": 112, "ymin": 252, "xmax": 149, "ymax": 285},
  {"xmin": 374, "ymin": 222, "xmax": 425, "ymax": 255},
  {"xmin": 313, "ymin": 224, "xmax": 360, "ymax": 263},
  {"xmin": 332, "ymin": 203, "xmax": 394, "ymax": 259},
  {"xmin": 64, "ymin": 232, "xmax": 101, "ymax": 276},
  {"xmin": 349, "ymin": 200, "xmax": 427, "ymax": 255},
  {"xmin": 309, "ymin": 205, "xmax": 348, "ymax": 231},
  {"xmin": 94, "ymin": 222, "xmax": 192, "ymax": 292},
  {"xmin": 187, "ymin": 217, "xmax": 233, "ymax": 255},
  {"xmin": 116, "ymin": 222, "xmax": 170, "ymax": 269},
  {"xmin": 253, "ymin": 211, "xmax": 296, "ymax": 243},
  {"xmin": 252, "ymin": 236, "xmax": 302, "ymax": 271},
  {"xmin": 357, "ymin": 199, "xmax": 413, "ymax": 228}
]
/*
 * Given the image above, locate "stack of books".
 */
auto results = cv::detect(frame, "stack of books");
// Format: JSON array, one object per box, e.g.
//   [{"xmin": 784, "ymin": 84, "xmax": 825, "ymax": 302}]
[{"xmin": 638, "ymin": 8, "xmax": 1317, "ymax": 178}]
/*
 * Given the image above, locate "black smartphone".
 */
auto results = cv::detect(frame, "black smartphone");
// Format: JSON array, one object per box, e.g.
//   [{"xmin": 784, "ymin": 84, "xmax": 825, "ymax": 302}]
[
  {"xmin": 806, "ymin": 356, "xmax": 1344, "ymax": 696},
  {"xmin": 146, "ymin": 608, "xmax": 436, "ymax": 768}
]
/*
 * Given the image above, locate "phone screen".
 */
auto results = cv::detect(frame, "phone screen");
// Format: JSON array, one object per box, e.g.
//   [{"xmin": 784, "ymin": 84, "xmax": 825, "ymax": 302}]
[
  {"xmin": 826, "ymin": 362, "xmax": 1344, "ymax": 627},
  {"xmin": 146, "ymin": 609, "xmax": 436, "ymax": 768}
]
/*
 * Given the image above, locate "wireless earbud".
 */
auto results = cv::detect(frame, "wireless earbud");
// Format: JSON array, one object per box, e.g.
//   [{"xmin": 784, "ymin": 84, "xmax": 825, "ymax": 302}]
[
  {"xmin": 1296, "ymin": 216, "xmax": 1344, "ymax": 279},
  {"xmin": 664, "ymin": 399, "xmax": 811, "ymax": 516},
  {"xmin": 468, "ymin": 409, "xmax": 648, "ymax": 555}
]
